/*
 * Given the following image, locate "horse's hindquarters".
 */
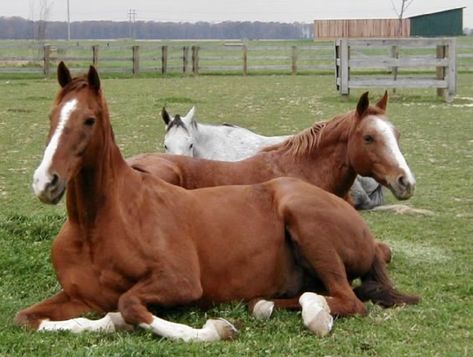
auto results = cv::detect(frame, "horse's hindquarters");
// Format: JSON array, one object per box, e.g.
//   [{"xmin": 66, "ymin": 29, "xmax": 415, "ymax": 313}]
[{"xmin": 190, "ymin": 185, "xmax": 303, "ymax": 302}]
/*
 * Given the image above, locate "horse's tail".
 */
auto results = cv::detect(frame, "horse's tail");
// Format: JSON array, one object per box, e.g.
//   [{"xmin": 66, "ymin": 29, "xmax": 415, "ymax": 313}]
[{"xmin": 354, "ymin": 247, "xmax": 420, "ymax": 307}]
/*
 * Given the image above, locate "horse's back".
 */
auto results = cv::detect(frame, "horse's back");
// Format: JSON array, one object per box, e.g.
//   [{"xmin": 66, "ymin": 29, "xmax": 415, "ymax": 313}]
[{"xmin": 200, "ymin": 124, "xmax": 288, "ymax": 161}]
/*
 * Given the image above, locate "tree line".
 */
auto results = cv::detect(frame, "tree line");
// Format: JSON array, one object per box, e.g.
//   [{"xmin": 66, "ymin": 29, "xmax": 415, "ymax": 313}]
[{"xmin": 0, "ymin": 16, "xmax": 313, "ymax": 40}]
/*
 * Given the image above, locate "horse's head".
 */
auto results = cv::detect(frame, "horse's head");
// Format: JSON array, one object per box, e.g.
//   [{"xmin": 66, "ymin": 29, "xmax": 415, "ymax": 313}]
[
  {"xmin": 32, "ymin": 62, "xmax": 105, "ymax": 204},
  {"xmin": 347, "ymin": 92, "xmax": 415, "ymax": 200},
  {"xmin": 162, "ymin": 106, "xmax": 197, "ymax": 156}
]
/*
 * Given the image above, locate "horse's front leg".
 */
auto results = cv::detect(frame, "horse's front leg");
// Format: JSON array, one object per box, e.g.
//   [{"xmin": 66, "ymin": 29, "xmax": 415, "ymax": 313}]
[
  {"xmin": 16, "ymin": 290, "xmax": 91, "ymax": 329},
  {"xmin": 117, "ymin": 276, "xmax": 238, "ymax": 342},
  {"xmin": 15, "ymin": 290, "xmax": 132, "ymax": 333}
]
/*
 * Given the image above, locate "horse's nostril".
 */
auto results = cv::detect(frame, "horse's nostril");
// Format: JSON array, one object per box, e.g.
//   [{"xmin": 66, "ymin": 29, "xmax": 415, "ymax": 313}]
[
  {"xmin": 51, "ymin": 173, "xmax": 59, "ymax": 186},
  {"xmin": 397, "ymin": 175, "xmax": 406, "ymax": 187}
]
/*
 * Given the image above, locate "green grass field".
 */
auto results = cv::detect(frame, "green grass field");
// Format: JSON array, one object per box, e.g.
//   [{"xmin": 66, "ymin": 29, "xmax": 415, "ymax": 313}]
[{"xmin": 0, "ymin": 71, "xmax": 472, "ymax": 356}]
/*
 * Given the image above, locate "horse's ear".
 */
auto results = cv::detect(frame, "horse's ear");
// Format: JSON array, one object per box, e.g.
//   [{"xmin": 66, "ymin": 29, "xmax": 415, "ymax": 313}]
[
  {"xmin": 186, "ymin": 106, "xmax": 196, "ymax": 121},
  {"xmin": 376, "ymin": 90, "xmax": 388, "ymax": 111},
  {"xmin": 356, "ymin": 92, "xmax": 370, "ymax": 118},
  {"xmin": 181, "ymin": 106, "xmax": 196, "ymax": 126},
  {"xmin": 87, "ymin": 65, "xmax": 100, "ymax": 92},
  {"xmin": 57, "ymin": 61, "xmax": 72, "ymax": 88},
  {"xmin": 162, "ymin": 107, "xmax": 171, "ymax": 125}
]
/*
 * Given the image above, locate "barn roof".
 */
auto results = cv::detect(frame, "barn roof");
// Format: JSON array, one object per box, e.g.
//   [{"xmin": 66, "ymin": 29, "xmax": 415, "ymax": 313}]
[{"xmin": 408, "ymin": 7, "xmax": 465, "ymax": 20}]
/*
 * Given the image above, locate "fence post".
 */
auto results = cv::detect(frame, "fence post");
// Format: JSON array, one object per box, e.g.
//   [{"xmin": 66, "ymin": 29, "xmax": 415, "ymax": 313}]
[
  {"xmin": 436, "ymin": 44, "xmax": 446, "ymax": 99},
  {"xmin": 43, "ymin": 44, "xmax": 51, "ymax": 77},
  {"xmin": 161, "ymin": 46, "xmax": 168, "ymax": 74},
  {"xmin": 192, "ymin": 46, "xmax": 200, "ymax": 74},
  {"xmin": 182, "ymin": 46, "xmax": 189, "ymax": 73},
  {"xmin": 339, "ymin": 39, "xmax": 350, "ymax": 96},
  {"xmin": 335, "ymin": 40, "xmax": 340, "ymax": 92},
  {"xmin": 92, "ymin": 45, "xmax": 99, "ymax": 67},
  {"xmin": 291, "ymin": 45, "xmax": 298, "ymax": 75},
  {"xmin": 446, "ymin": 38, "xmax": 456, "ymax": 103},
  {"xmin": 132, "ymin": 45, "xmax": 140, "ymax": 75},
  {"xmin": 243, "ymin": 45, "xmax": 248, "ymax": 76}
]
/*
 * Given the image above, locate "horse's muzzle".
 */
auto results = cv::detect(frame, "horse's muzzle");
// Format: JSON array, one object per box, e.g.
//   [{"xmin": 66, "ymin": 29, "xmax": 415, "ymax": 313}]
[
  {"xmin": 388, "ymin": 174, "xmax": 416, "ymax": 200},
  {"xmin": 32, "ymin": 174, "xmax": 66, "ymax": 205}
]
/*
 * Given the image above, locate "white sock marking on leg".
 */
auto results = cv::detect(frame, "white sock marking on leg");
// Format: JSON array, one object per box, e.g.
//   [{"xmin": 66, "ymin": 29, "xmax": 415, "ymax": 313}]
[
  {"xmin": 299, "ymin": 292, "xmax": 333, "ymax": 337},
  {"xmin": 139, "ymin": 315, "xmax": 237, "ymax": 342},
  {"xmin": 38, "ymin": 313, "xmax": 116, "ymax": 333},
  {"xmin": 252, "ymin": 299, "xmax": 275, "ymax": 320}
]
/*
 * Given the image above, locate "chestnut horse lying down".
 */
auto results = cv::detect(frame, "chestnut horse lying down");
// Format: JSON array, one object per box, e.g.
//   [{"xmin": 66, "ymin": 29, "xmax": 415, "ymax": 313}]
[
  {"xmin": 16, "ymin": 63, "xmax": 418, "ymax": 342},
  {"xmin": 160, "ymin": 105, "xmax": 384, "ymax": 210},
  {"xmin": 129, "ymin": 92, "xmax": 415, "ymax": 212}
]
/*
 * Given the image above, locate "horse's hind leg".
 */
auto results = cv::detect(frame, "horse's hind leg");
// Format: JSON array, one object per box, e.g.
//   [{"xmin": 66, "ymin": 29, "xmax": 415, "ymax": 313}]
[{"xmin": 282, "ymin": 220, "xmax": 368, "ymax": 336}]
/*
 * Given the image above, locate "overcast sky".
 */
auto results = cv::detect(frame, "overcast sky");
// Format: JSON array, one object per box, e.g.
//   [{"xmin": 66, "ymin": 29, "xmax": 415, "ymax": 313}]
[{"xmin": 3, "ymin": 1, "xmax": 472, "ymax": 27}]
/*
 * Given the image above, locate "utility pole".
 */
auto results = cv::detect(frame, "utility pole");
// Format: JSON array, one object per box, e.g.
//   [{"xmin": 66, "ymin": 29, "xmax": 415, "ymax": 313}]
[
  {"xmin": 67, "ymin": 0, "xmax": 71, "ymax": 41},
  {"xmin": 128, "ymin": 9, "xmax": 136, "ymax": 39}
]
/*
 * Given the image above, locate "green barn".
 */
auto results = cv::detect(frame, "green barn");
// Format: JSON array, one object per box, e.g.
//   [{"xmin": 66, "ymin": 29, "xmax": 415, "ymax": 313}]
[{"xmin": 409, "ymin": 7, "xmax": 464, "ymax": 37}]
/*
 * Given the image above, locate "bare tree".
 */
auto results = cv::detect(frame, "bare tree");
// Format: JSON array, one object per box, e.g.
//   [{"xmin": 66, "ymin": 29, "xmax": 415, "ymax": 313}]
[
  {"xmin": 391, "ymin": 0, "xmax": 414, "ymax": 36},
  {"xmin": 37, "ymin": 0, "xmax": 53, "ymax": 42},
  {"xmin": 29, "ymin": 0, "xmax": 36, "ymax": 40}
]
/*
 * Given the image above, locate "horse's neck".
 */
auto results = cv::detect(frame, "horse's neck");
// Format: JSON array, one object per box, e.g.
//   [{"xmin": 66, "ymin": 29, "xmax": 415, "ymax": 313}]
[
  {"xmin": 276, "ymin": 117, "xmax": 357, "ymax": 196},
  {"xmin": 66, "ymin": 126, "xmax": 131, "ymax": 226},
  {"xmin": 192, "ymin": 124, "xmax": 227, "ymax": 158}
]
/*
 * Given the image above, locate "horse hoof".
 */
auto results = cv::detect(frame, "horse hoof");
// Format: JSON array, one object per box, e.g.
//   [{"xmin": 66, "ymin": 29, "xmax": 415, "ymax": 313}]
[
  {"xmin": 299, "ymin": 293, "xmax": 333, "ymax": 337},
  {"xmin": 305, "ymin": 308, "xmax": 333, "ymax": 337},
  {"xmin": 252, "ymin": 299, "xmax": 275, "ymax": 320},
  {"xmin": 205, "ymin": 318, "xmax": 239, "ymax": 341}
]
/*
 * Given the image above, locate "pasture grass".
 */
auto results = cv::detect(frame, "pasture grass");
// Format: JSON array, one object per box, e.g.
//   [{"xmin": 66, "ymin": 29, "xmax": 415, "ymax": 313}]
[{"xmin": 0, "ymin": 72, "xmax": 472, "ymax": 356}]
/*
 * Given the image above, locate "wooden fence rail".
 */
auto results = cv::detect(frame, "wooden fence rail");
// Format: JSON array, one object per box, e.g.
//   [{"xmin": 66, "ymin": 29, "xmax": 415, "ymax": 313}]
[
  {"xmin": 0, "ymin": 42, "xmax": 334, "ymax": 76},
  {"xmin": 335, "ymin": 38, "xmax": 457, "ymax": 102},
  {"xmin": 1, "ymin": 40, "xmax": 471, "ymax": 84}
]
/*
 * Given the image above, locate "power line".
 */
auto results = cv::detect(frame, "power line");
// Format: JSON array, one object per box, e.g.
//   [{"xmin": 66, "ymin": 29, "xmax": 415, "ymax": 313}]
[
  {"xmin": 128, "ymin": 9, "xmax": 136, "ymax": 39},
  {"xmin": 67, "ymin": 0, "xmax": 71, "ymax": 41}
]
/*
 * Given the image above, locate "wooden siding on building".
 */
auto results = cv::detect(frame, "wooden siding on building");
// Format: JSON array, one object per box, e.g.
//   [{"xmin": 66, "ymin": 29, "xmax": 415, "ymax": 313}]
[{"xmin": 314, "ymin": 19, "xmax": 410, "ymax": 39}]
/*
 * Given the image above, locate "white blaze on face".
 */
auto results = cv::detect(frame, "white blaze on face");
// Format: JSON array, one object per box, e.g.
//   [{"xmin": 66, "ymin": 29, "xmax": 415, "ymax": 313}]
[
  {"xmin": 371, "ymin": 116, "xmax": 415, "ymax": 185},
  {"xmin": 32, "ymin": 99, "xmax": 77, "ymax": 196}
]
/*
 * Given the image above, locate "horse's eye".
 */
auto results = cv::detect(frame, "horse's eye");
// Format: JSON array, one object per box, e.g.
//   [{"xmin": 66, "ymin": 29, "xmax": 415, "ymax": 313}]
[
  {"xmin": 363, "ymin": 135, "xmax": 374, "ymax": 144},
  {"xmin": 164, "ymin": 145, "xmax": 168, "ymax": 150},
  {"xmin": 84, "ymin": 117, "xmax": 95, "ymax": 126},
  {"xmin": 189, "ymin": 143, "xmax": 193, "ymax": 149}
]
